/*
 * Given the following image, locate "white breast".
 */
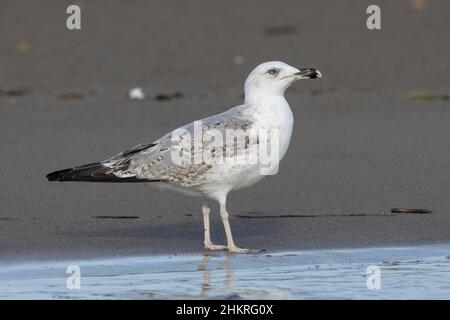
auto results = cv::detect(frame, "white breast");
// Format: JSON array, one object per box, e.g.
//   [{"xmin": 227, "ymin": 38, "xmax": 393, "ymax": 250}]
[
  {"xmin": 197, "ymin": 97, "xmax": 294, "ymax": 197},
  {"xmin": 252, "ymin": 96, "xmax": 294, "ymax": 161}
]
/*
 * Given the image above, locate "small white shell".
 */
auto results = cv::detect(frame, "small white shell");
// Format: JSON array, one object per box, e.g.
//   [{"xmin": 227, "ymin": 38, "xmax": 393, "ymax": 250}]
[{"xmin": 128, "ymin": 87, "xmax": 146, "ymax": 100}]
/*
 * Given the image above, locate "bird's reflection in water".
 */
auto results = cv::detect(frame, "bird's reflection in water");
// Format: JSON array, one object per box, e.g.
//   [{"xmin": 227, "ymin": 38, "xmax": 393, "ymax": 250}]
[{"xmin": 197, "ymin": 253, "xmax": 236, "ymax": 298}]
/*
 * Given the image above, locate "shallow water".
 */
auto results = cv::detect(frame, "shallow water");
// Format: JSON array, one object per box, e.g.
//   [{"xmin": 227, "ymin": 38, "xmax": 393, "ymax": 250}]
[{"xmin": 0, "ymin": 244, "xmax": 449, "ymax": 299}]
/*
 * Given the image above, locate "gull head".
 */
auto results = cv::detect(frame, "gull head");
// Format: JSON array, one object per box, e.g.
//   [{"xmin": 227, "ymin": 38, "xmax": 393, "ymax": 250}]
[{"xmin": 244, "ymin": 61, "xmax": 322, "ymax": 101}]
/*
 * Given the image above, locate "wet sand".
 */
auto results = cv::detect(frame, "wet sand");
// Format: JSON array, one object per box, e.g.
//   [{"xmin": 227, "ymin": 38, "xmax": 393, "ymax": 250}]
[
  {"xmin": 1, "ymin": 1, "xmax": 450, "ymax": 263},
  {"xmin": 1, "ymin": 245, "xmax": 450, "ymax": 299}
]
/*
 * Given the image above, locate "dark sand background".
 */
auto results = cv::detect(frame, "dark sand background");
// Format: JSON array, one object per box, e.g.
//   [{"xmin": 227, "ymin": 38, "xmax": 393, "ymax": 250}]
[{"xmin": 1, "ymin": 0, "xmax": 449, "ymax": 263}]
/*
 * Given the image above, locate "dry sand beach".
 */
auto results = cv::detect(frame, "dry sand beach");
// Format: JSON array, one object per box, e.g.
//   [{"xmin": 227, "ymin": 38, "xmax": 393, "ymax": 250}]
[{"xmin": 1, "ymin": 0, "xmax": 450, "ymax": 266}]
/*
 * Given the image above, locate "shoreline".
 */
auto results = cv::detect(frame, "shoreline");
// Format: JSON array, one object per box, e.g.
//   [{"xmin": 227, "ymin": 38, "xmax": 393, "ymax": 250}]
[
  {"xmin": 1, "ymin": 243, "xmax": 449, "ymax": 299},
  {"xmin": 2, "ymin": 240, "xmax": 449, "ymax": 269},
  {"xmin": 2, "ymin": 212, "xmax": 449, "ymax": 265}
]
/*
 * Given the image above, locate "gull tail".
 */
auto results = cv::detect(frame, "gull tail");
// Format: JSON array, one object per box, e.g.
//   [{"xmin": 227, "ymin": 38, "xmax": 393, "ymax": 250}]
[{"xmin": 46, "ymin": 162, "xmax": 146, "ymax": 182}]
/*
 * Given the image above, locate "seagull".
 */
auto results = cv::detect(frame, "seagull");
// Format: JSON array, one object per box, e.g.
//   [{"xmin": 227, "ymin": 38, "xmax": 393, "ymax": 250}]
[{"xmin": 46, "ymin": 61, "xmax": 322, "ymax": 253}]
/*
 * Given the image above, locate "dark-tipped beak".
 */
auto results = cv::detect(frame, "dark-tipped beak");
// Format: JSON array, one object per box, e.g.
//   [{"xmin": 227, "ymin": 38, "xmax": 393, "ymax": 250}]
[{"xmin": 295, "ymin": 68, "xmax": 322, "ymax": 79}]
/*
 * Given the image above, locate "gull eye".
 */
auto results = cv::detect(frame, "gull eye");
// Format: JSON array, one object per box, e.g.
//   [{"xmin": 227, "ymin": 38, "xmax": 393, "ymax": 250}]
[{"xmin": 267, "ymin": 68, "xmax": 278, "ymax": 75}]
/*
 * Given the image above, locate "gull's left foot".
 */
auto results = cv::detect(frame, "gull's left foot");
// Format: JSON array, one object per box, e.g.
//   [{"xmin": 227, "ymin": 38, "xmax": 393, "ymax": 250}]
[{"xmin": 227, "ymin": 246, "xmax": 261, "ymax": 254}]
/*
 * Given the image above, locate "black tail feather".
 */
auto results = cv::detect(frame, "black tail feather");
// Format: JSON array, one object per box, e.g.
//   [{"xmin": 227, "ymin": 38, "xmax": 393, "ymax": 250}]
[{"xmin": 46, "ymin": 162, "xmax": 147, "ymax": 182}]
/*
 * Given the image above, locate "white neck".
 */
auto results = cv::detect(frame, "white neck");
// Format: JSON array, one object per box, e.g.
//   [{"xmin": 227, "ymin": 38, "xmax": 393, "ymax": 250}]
[
  {"xmin": 245, "ymin": 91, "xmax": 288, "ymax": 108},
  {"xmin": 243, "ymin": 87, "xmax": 294, "ymax": 161}
]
